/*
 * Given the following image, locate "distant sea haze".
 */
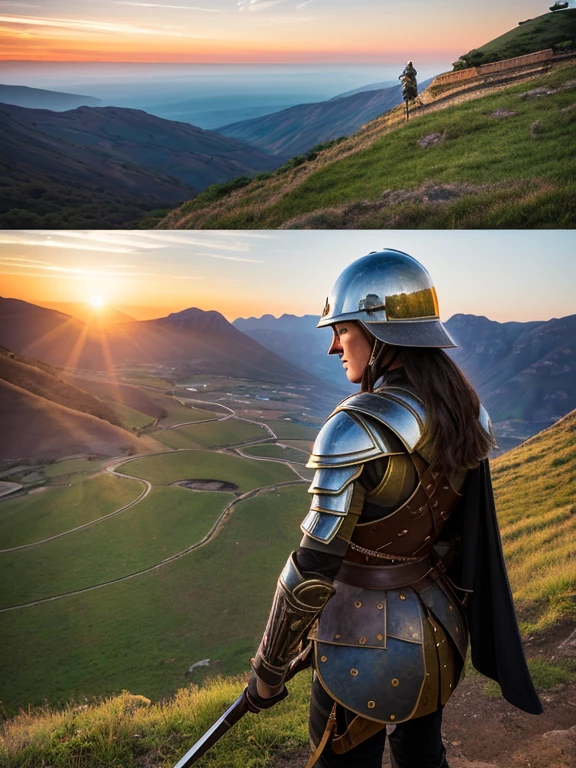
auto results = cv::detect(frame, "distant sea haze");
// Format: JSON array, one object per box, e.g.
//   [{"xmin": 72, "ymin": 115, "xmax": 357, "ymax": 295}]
[{"xmin": 0, "ymin": 61, "xmax": 450, "ymax": 129}]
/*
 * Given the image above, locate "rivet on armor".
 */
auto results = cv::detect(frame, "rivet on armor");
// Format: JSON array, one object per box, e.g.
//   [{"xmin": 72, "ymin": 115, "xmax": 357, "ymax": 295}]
[
  {"xmin": 389, "ymin": 714, "xmax": 396, "ymax": 720},
  {"xmin": 391, "ymin": 678, "xmax": 399, "ymax": 687},
  {"xmin": 418, "ymin": 506, "xmax": 424, "ymax": 513},
  {"xmin": 367, "ymin": 701, "xmax": 376, "ymax": 709},
  {"xmin": 449, "ymin": 683, "xmax": 453, "ymax": 689},
  {"xmin": 320, "ymin": 656, "xmax": 328, "ymax": 663},
  {"xmin": 433, "ymin": 626, "xmax": 437, "ymax": 632},
  {"xmin": 350, "ymin": 668, "xmax": 359, "ymax": 677},
  {"xmin": 397, "ymin": 529, "xmax": 408, "ymax": 536},
  {"xmin": 443, "ymin": 664, "xmax": 447, "ymax": 668},
  {"xmin": 377, "ymin": 634, "xmax": 383, "ymax": 641},
  {"xmin": 399, "ymin": 594, "xmax": 406, "ymax": 600},
  {"xmin": 412, "ymin": 633, "xmax": 419, "ymax": 639},
  {"xmin": 448, "ymin": 604, "xmax": 453, "ymax": 611},
  {"xmin": 432, "ymin": 501, "xmax": 438, "ymax": 508},
  {"xmin": 455, "ymin": 627, "xmax": 459, "ymax": 632},
  {"xmin": 354, "ymin": 600, "xmax": 362, "ymax": 608},
  {"xmin": 359, "ymin": 637, "xmax": 367, "ymax": 645},
  {"xmin": 443, "ymin": 485, "xmax": 449, "ymax": 491},
  {"xmin": 335, "ymin": 633, "xmax": 341, "ymax": 639},
  {"xmin": 376, "ymin": 602, "xmax": 384, "ymax": 610}
]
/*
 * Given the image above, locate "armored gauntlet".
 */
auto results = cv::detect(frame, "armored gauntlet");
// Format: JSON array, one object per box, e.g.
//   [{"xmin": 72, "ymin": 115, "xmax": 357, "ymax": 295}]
[{"xmin": 252, "ymin": 552, "xmax": 335, "ymax": 688}]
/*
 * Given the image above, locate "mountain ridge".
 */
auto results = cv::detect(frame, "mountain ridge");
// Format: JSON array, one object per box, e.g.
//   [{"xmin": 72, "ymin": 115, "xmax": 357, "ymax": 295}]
[
  {"xmin": 216, "ymin": 80, "xmax": 433, "ymax": 157},
  {"xmin": 0, "ymin": 102, "xmax": 281, "ymax": 228},
  {"xmin": 0, "ymin": 298, "xmax": 336, "ymax": 390}
]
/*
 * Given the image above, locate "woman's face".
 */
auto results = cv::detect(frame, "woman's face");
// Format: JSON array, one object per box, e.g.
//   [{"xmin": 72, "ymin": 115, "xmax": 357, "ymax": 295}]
[{"xmin": 328, "ymin": 321, "xmax": 373, "ymax": 383}]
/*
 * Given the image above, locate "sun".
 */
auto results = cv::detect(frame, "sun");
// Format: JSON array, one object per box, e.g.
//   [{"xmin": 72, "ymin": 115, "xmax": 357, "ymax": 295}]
[{"xmin": 88, "ymin": 294, "xmax": 106, "ymax": 310}]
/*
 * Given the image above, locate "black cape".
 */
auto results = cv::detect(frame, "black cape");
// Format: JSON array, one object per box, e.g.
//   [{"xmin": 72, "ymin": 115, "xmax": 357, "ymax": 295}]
[{"xmin": 447, "ymin": 459, "xmax": 543, "ymax": 715}]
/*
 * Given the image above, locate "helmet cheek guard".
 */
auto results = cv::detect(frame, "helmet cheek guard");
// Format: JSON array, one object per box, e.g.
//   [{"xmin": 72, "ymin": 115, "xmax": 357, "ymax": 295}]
[{"xmin": 318, "ymin": 249, "xmax": 456, "ymax": 349}]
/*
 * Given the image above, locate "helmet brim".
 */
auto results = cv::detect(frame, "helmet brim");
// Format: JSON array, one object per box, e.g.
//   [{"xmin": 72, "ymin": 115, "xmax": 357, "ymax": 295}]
[{"xmin": 360, "ymin": 318, "xmax": 457, "ymax": 348}]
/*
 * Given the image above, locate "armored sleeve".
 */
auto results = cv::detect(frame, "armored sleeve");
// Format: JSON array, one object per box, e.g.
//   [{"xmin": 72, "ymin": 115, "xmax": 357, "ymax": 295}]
[{"xmin": 300, "ymin": 403, "xmax": 409, "ymax": 549}]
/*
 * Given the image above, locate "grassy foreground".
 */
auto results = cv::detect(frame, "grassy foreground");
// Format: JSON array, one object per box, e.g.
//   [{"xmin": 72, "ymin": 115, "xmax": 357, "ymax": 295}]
[{"xmin": 0, "ymin": 674, "xmax": 312, "ymax": 768}]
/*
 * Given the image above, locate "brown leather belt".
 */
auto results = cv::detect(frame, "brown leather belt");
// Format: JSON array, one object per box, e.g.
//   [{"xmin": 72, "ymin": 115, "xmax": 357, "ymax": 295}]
[{"xmin": 336, "ymin": 556, "xmax": 440, "ymax": 590}]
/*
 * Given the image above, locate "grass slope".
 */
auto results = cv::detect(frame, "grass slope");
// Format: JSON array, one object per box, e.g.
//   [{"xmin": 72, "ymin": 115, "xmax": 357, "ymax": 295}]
[
  {"xmin": 152, "ymin": 418, "xmax": 267, "ymax": 449},
  {"xmin": 492, "ymin": 409, "xmax": 576, "ymax": 632},
  {"xmin": 241, "ymin": 443, "xmax": 309, "ymax": 464},
  {"xmin": 0, "ymin": 485, "xmax": 307, "ymax": 713},
  {"xmin": 0, "ymin": 487, "xmax": 226, "ymax": 608},
  {"xmin": 161, "ymin": 63, "xmax": 576, "ymax": 229},
  {"xmin": 0, "ymin": 473, "xmax": 142, "ymax": 549},
  {"xmin": 473, "ymin": 10, "xmax": 576, "ymax": 61},
  {"xmin": 263, "ymin": 420, "xmax": 319, "ymax": 440},
  {"xmin": 123, "ymin": 449, "xmax": 296, "ymax": 490}
]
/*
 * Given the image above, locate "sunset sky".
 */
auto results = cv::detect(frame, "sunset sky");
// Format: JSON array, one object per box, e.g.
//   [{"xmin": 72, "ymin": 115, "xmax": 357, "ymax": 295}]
[
  {"xmin": 0, "ymin": 0, "xmax": 557, "ymax": 63},
  {"xmin": 1, "ymin": 230, "xmax": 574, "ymax": 323}
]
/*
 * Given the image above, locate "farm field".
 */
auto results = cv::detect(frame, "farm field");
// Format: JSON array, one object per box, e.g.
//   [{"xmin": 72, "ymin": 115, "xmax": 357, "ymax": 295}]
[
  {"xmin": 152, "ymin": 418, "xmax": 265, "ymax": 449},
  {"xmin": 109, "ymin": 401, "xmax": 156, "ymax": 431},
  {"xmin": 123, "ymin": 449, "xmax": 297, "ymax": 490},
  {"xmin": 0, "ymin": 487, "xmax": 227, "ymax": 608},
  {"xmin": 241, "ymin": 443, "xmax": 309, "ymax": 464},
  {"xmin": 155, "ymin": 400, "xmax": 218, "ymax": 427},
  {"xmin": 44, "ymin": 458, "xmax": 109, "ymax": 481},
  {"xmin": 262, "ymin": 419, "xmax": 319, "ymax": 440},
  {"xmin": 0, "ymin": 484, "xmax": 307, "ymax": 712},
  {"xmin": 0, "ymin": 473, "xmax": 143, "ymax": 549}
]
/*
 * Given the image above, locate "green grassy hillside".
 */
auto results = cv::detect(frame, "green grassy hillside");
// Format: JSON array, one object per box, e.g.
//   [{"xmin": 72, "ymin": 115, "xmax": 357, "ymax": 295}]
[
  {"xmin": 491, "ymin": 409, "xmax": 576, "ymax": 632},
  {"xmin": 161, "ymin": 63, "xmax": 576, "ymax": 229},
  {"xmin": 459, "ymin": 10, "xmax": 576, "ymax": 66}
]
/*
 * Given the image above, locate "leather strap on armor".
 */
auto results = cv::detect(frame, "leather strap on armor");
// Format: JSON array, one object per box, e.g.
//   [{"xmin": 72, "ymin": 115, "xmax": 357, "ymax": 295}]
[
  {"xmin": 336, "ymin": 555, "xmax": 443, "ymax": 590},
  {"xmin": 251, "ymin": 552, "xmax": 335, "ymax": 687}
]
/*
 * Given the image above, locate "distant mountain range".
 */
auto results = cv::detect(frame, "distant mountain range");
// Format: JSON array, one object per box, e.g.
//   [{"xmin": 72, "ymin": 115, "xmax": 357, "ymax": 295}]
[
  {"xmin": 0, "ymin": 103, "xmax": 280, "ymax": 228},
  {"xmin": 0, "ymin": 299, "xmax": 332, "ymax": 389},
  {"xmin": 447, "ymin": 313, "xmax": 576, "ymax": 437},
  {"xmin": 235, "ymin": 311, "xmax": 576, "ymax": 444},
  {"xmin": 217, "ymin": 80, "xmax": 432, "ymax": 157},
  {"xmin": 0, "ymin": 84, "xmax": 101, "ymax": 111},
  {"xmin": 233, "ymin": 314, "xmax": 354, "ymax": 393}
]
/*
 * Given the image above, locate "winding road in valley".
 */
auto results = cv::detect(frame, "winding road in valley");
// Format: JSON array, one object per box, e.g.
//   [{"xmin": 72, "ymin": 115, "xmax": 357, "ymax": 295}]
[{"xmin": 0, "ymin": 396, "xmax": 313, "ymax": 611}]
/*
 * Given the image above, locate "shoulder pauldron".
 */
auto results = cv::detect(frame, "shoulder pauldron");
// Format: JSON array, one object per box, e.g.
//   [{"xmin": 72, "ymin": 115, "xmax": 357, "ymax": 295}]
[{"xmin": 302, "ymin": 389, "xmax": 423, "ymax": 544}]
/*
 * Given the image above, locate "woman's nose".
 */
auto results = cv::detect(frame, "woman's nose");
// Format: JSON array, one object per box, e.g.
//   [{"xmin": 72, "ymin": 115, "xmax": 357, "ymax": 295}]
[{"xmin": 328, "ymin": 333, "xmax": 342, "ymax": 356}]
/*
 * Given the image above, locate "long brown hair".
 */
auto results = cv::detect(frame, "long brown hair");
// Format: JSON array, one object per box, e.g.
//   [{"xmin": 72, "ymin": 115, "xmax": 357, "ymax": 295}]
[{"xmin": 365, "ymin": 342, "xmax": 495, "ymax": 474}]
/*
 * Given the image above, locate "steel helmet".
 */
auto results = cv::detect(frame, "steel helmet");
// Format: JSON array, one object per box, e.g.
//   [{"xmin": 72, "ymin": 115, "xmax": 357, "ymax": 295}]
[{"xmin": 317, "ymin": 249, "xmax": 456, "ymax": 348}]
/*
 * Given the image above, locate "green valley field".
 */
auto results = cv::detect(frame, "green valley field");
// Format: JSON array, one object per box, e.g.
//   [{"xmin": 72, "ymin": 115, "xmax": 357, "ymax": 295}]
[{"xmin": 0, "ymin": 380, "xmax": 319, "ymax": 715}]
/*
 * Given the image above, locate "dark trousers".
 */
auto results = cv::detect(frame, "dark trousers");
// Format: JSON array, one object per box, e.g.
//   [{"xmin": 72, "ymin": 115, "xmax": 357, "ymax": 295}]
[{"xmin": 309, "ymin": 677, "xmax": 448, "ymax": 768}]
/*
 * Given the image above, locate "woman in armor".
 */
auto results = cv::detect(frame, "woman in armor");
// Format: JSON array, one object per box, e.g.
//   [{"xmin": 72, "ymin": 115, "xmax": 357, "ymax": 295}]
[{"xmin": 245, "ymin": 250, "xmax": 542, "ymax": 767}]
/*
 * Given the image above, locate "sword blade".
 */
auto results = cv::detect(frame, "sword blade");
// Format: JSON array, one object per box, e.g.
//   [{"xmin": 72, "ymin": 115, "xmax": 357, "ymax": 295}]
[{"xmin": 174, "ymin": 693, "xmax": 248, "ymax": 768}]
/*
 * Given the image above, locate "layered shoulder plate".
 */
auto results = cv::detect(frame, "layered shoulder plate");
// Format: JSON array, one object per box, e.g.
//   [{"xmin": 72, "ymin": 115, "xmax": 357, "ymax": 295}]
[{"xmin": 306, "ymin": 409, "xmax": 402, "ymax": 469}]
